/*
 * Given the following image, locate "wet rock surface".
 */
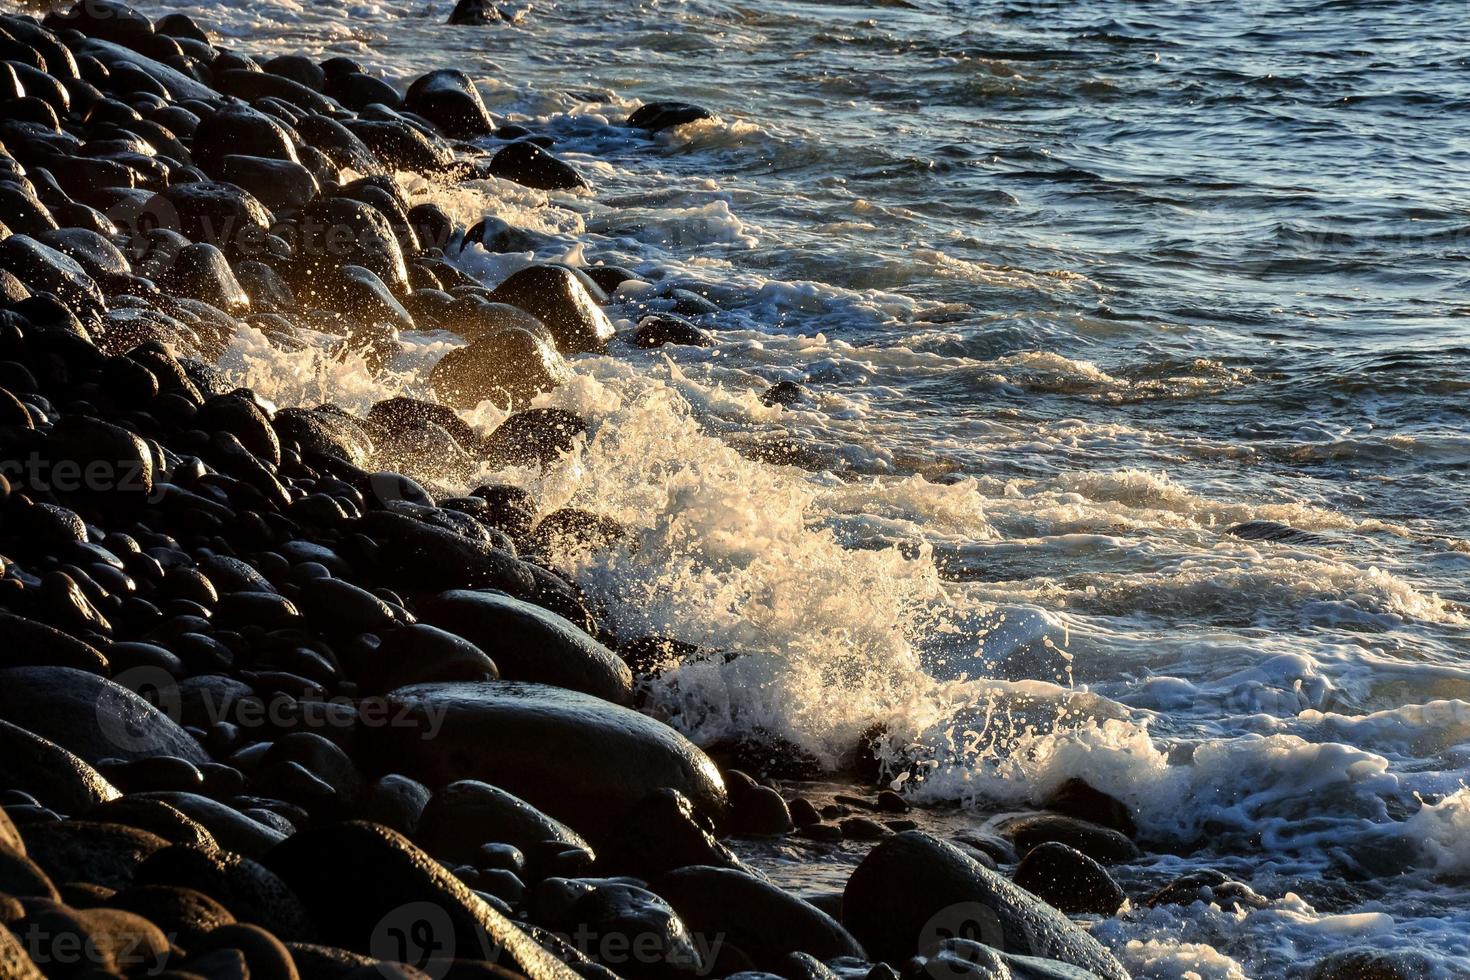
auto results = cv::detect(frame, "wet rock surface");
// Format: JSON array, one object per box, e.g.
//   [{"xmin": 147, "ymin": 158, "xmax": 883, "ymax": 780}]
[
  {"xmin": 0, "ymin": 6, "xmax": 1160, "ymax": 980},
  {"xmin": 843, "ymin": 832, "xmax": 1130, "ymax": 980}
]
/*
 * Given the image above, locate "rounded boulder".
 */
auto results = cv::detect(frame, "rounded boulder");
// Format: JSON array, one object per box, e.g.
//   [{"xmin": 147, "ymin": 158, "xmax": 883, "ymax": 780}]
[
  {"xmin": 430, "ymin": 327, "xmax": 570, "ymax": 410},
  {"xmin": 365, "ymin": 681, "xmax": 727, "ymax": 845},
  {"xmin": 0, "ymin": 666, "xmax": 207, "ymax": 765},
  {"xmin": 419, "ymin": 589, "xmax": 632, "ymax": 704},
  {"xmin": 841, "ymin": 831, "xmax": 1129, "ymax": 980},
  {"xmin": 403, "ymin": 70, "xmax": 493, "ymax": 139},
  {"xmin": 262, "ymin": 821, "xmax": 577, "ymax": 978},
  {"xmin": 653, "ymin": 866, "xmax": 863, "ymax": 971},
  {"xmin": 416, "ymin": 779, "xmax": 591, "ymax": 865},
  {"xmin": 489, "ymin": 265, "xmax": 613, "ymax": 355}
]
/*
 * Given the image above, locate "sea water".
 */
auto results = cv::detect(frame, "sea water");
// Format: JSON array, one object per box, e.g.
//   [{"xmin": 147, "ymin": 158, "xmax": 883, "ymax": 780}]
[{"xmin": 123, "ymin": 0, "xmax": 1470, "ymax": 974}]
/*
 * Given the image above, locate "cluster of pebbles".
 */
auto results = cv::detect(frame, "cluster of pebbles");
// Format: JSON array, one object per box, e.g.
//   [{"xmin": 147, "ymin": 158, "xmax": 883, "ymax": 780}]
[{"xmin": 0, "ymin": 3, "xmax": 1374, "ymax": 980}]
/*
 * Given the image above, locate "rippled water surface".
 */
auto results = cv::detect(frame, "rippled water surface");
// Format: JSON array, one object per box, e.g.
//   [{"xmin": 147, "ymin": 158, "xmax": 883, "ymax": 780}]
[{"xmin": 116, "ymin": 0, "xmax": 1470, "ymax": 974}]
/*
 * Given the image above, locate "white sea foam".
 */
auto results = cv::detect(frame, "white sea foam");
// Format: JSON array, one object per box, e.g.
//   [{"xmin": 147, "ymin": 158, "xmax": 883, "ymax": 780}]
[{"xmin": 121, "ymin": 0, "xmax": 1470, "ymax": 972}]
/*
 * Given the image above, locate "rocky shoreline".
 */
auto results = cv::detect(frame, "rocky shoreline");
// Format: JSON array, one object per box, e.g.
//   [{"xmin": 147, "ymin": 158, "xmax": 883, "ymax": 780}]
[{"xmin": 0, "ymin": 4, "xmax": 1393, "ymax": 980}]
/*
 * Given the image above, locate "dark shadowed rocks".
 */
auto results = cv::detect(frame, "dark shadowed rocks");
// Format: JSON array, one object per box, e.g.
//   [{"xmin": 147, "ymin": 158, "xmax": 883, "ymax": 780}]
[
  {"xmin": 996, "ymin": 813, "xmax": 1140, "ymax": 865},
  {"xmin": 0, "ymin": 718, "xmax": 120, "ymax": 815},
  {"xmin": 534, "ymin": 878, "xmax": 705, "ymax": 980},
  {"xmin": 463, "ymin": 216, "xmax": 549, "ymax": 255},
  {"xmin": 367, "ymin": 396, "xmax": 481, "ymax": 452},
  {"xmin": 1143, "ymin": 869, "xmax": 1268, "ymax": 913},
  {"xmin": 160, "ymin": 243, "xmax": 250, "ymax": 315},
  {"xmin": 293, "ymin": 577, "xmax": 398, "ymax": 635},
  {"xmin": 35, "ymin": 228, "xmax": 131, "ymax": 286},
  {"xmin": 20, "ymin": 820, "xmax": 170, "ymax": 890},
  {"xmin": 469, "ymin": 484, "xmax": 538, "ymax": 539},
  {"xmin": 218, "ymin": 155, "xmax": 321, "ymax": 211},
  {"xmin": 218, "ymin": 68, "xmax": 336, "ymax": 115},
  {"xmin": 155, "ymin": 12, "xmax": 210, "ymax": 42},
  {"xmin": 130, "ymin": 793, "xmax": 286, "ymax": 859},
  {"xmin": 901, "ymin": 940, "xmax": 1104, "ymax": 980},
  {"xmin": 236, "ymin": 261, "xmax": 297, "ymax": 311},
  {"xmin": 1226, "ymin": 520, "xmax": 1323, "ymax": 546},
  {"xmin": 328, "ymin": 71, "xmax": 403, "ymax": 112},
  {"xmin": 297, "ymin": 113, "xmax": 384, "ymax": 173},
  {"xmin": 187, "ymin": 923, "xmax": 301, "ymax": 980},
  {"xmin": 419, "ymin": 589, "xmax": 633, "ymax": 704},
  {"xmin": 487, "ymin": 141, "xmax": 586, "ymax": 191},
  {"xmin": 417, "ymin": 780, "xmax": 591, "ymax": 865},
  {"xmin": 192, "ymin": 103, "xmax": 301, "ymax": 172},
  {"xmin": 264, "ymin": 822, "xmax": 578, "ymax": 978},
  {"xmin": 525, "ymin": 508, "xmax": 627, "ymax": 556},
  {"xmin": 444, "ymin": 295, "xmax": 552, "ymax": 344},
  {"xmin": 321, "ymin": 264, "xmax": 415, "ymax": 335},
  {"xmin": 448, "ymin": 0, "xmax": 505, "ymax": 25},
  {"xmin": 140, "ymin": 181, "xmax": 274, "ymax": 256},
  {"xmin": 264, "ymin": 54, "xmax": 327, "ymax": 91},
  {"xmin": 197, "ymin": 391, "xmax": 282, "ymax": 465},
  {"xmin": 367, "ymin": 681, "xmax": 728, "ymax": 845},
  {"xmin": 295, "ymin": 196, "xmax": 410, "ymax": 297},
  {"xmin": 355, "ymin": 774, "xmax": 433, "ymax": 837},
  {"xmin": 627, "ymin": 102, "xmax": 714, "ymax": 132},
  {"xmin": 0, "ymin": 183, "xmax": 59, "ymax": 237},
  {"xmin": 0, "ymin": 843, "xmax": 59, "ymax": 902},
  {"xmin": 106, "ymin": 885, "xmax": 236, "ymax": 949},
  {"xmin": 0, "ymin": 834, "xmax": 57, "ymax": 899},
  {"xmin": 408, "ymin": 202, "xmax": 456, "ymax": 250},
  {"xmin": 11, "ymin": 903, "xmax": 171, "ymax": 976},
  {"xmin": 0, "ymin": 666, "xmax": 205, "ymax": 765},
  {"xmin": 52, "ymin": 1, "xmax": 153, "ymax": 47},
  {"xmin": 335, "ymin": 176, "xmax": 418, "ymax": 252},
  {"xmin": 842, "ymin": 831, "xmax": 1129, "ymax": 980},
  {"xmin": 632, "ymin": 313, "xmax": 714, "ymax": 349},
  {"xmin": 404, "ymin": 70, "xmax": 493, "ymax": 139},
  {"xmin": 0, "ymin": 612, "xmax": 108, "ymax": 673},
  {"xmin": 1305, "ymin": 949, "xmax": 1433, "ymax": 980},
  {"xmin": 357, "ymin": 623, "xmax": 500, "ymax": 695},
  {"xmin": 726, "ymin": 782, "xmax": 794, "ymax": 837},
  {"xmin": 43, "ymin": 413, "xmax": 155, "ymax": 510},
  {"xmin": 608, "ymin": 788, "xmax": 740, "ymax": 879},
  {"xmin": 0, "ymin": 234, "xmax": 106, "ymax": 320},
  {"xmin": 273, "ymin": 406, "xmax": 372, "ymax": 466},
  {"xmin": 1012, "ymin": 842, "xmax": 1126, "ymax": 916},
  {"xmin": 760, "ymin": 380, "xmax": 809, "ymax": 408},
  {"xmin": 654, "ymin": 866, "xmax": 863, "ymax": 971},
  {"xmin": 582, "ymin": 265, "xmax": 643, "ymax": 294},
  {"xmin": 343, "ymin": 117, "xmax": 455, "ymax": 173},
  {"xmin": 356, "ymin": 510, "xmax": 534, "ymax": 595},
  {"xmin": 135, "ymin": 843, "xmax": 316, "ymax": 942},
  {"xmin": 1041, "ymin": 779, "xmax": 1137, "ymax": 839}
]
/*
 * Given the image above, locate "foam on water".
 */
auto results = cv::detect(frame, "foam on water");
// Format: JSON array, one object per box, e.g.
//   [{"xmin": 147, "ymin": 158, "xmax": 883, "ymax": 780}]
[{"xmin": 127, "ymin": 0, "xmax": 1470, "ymax": 972}]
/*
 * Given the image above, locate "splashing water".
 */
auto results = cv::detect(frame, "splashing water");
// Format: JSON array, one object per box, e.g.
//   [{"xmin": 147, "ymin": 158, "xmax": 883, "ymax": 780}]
[{"xmin": 163, "ymin": 0, "xmax": 1470, "ymax": 973}]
